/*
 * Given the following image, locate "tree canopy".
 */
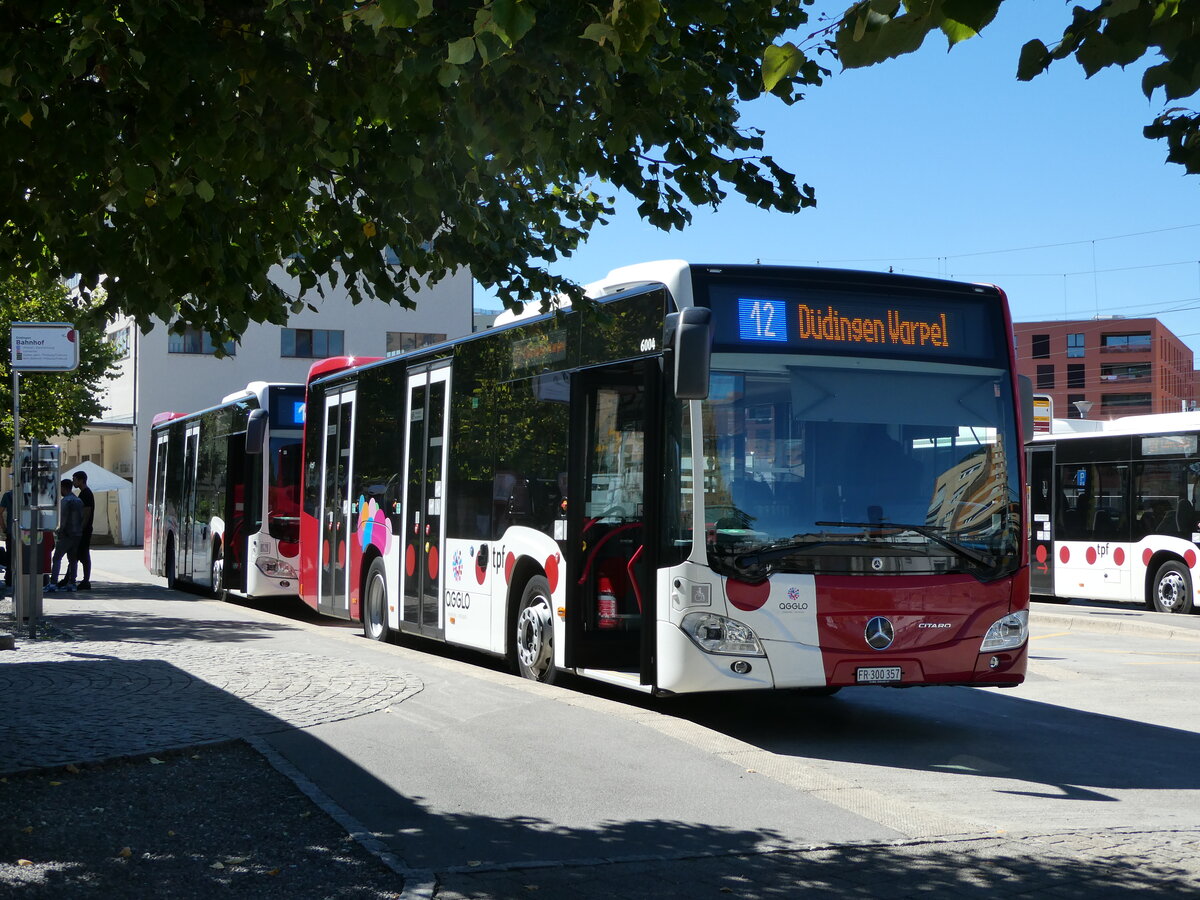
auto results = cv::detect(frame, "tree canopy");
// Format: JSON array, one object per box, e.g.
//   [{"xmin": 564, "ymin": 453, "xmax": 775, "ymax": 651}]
[
  {"xmin": 0, "ymin": 277, "xmax": 121, "ymax": 465},
  {"xmin": 0, "ymin": 1, "xmax": 828, "ymax": 340},
  {"xmin": 825, "ymin": 1, "xmax": 1200, "ymax": 173}
]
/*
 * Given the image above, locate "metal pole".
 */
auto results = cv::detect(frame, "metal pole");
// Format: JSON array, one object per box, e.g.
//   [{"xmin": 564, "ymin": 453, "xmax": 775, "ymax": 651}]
[
  {"xmin": 10, "ymin": 367, "xmax": 21, "ymax": 624},
  {"xmin": 28, "ymin": 437, "xmax": 39, "ymax": 638}
]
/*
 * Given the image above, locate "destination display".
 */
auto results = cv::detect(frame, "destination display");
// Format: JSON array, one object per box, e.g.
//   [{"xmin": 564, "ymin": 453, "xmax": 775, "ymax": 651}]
[{"xmin": 705, "ymin": 280, "xmax": 1004, "ymax": 363}]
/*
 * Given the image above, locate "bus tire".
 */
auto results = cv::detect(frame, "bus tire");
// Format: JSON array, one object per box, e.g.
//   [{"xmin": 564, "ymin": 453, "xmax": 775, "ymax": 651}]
[
  {"xmin": 514, "ymin": 575, "xmax": 557, "ymax": 684},
  {"xmin": 363, "ymin": 557, "xmax": 390, "ymax": 642},
  {"xmin": 165, "ymin": 538, "xmax": 177, "ymax": 590},
  {"xmin": 1151, "ymin": 560, "xmax": 1194, "ymax": 614},
  {"xmin": 211, "ymin": 547, "xmax": 226, "ymax": 601}
]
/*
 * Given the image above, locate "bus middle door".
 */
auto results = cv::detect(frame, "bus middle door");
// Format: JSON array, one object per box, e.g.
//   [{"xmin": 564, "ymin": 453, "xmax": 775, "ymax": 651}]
[
  {"xmin": 318, "ymin": 386, "xmax": 356, "ymax": 617},
  {"xmin": 400, "ymin": 363, "xmax": 451, "ymax": 639}
]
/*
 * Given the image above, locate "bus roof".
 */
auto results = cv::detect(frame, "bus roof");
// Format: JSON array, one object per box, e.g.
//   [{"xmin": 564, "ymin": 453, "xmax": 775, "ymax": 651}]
[{"xmin": 1034, "ymin": 410, "xmax": 1200, "ymax": 442}]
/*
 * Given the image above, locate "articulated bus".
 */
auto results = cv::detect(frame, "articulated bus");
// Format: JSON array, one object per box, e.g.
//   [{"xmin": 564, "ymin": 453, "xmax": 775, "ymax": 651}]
[
  {"xmin": 146, "ymin": 381, "xmax": 306, "ymax": 599},
  {"xmin": 1028, "ymin": 412, "xmax": 1200, "ymax": 614},
  {"xmin": 300, "ymin": 261, "xmax": 1032, "ymax": 694}
]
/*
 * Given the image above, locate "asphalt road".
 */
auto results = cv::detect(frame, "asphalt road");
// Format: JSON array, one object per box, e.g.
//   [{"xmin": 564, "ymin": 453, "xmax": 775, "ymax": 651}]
[{"xmin": 16, "ymin": 547, "xmax": 1200, "ymax": 894}]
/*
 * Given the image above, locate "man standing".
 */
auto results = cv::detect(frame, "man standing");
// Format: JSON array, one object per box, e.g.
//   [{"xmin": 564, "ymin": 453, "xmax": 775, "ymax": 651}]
[
  {"xmin": 46, "ymin": 479, "xmax": 82, "ymax": 592},
  {"xmin": 70, "ymin": 470, "xmax": 95, "ymax": 589}
]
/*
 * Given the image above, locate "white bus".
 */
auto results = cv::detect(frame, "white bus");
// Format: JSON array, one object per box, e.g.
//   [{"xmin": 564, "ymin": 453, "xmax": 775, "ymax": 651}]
[
  {"xmin": 146, "ymin": 381, "xmax": 306, "ymax": 599},
  {"xmin": 300, "ymin": 261, "xmax": 1031, "ymax": 694},
  {"xmin": 1028, "ymin": 411, "xmax": 1200, "ymax": 613}
]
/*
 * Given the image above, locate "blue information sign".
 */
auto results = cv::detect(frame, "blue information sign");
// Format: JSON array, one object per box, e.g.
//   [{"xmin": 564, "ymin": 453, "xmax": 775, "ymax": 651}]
[{"xmin": 738, "ymin": 298, "xmax": 788, "ymax": 343}]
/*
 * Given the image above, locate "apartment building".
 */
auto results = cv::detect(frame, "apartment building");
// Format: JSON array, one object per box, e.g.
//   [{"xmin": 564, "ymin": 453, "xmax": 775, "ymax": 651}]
[
  {"xmin": 1013, "ymin": 317, "xmax": 1196, "ymax": 421},
  {"xmin": 58, "ymin": 265, "xmax": 475, "ymax": 543}
]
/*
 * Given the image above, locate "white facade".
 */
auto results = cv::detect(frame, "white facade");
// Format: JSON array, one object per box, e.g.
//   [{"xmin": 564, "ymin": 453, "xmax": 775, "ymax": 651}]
[{"xmin": 61, "ymin": 265, "xmax": 475, "ymax": 544}]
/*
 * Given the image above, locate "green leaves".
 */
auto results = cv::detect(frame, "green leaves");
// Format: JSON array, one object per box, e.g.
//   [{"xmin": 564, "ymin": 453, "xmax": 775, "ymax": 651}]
[
  {"xmin": 0, "ymin": 0, "xmax": 820, "ymax": 334},
  {"xmin": 831, "ymin": 1, "xmax": 1200, "ymax": 175},
  {"xmin": 835, "ymin": 0, "xmax": 1002, "ymax": 68}
]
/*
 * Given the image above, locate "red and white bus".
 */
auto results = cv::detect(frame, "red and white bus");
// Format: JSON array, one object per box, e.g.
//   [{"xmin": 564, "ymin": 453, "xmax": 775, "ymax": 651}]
[
  {"xmin": 146, "ymin": 381, "xmax": 306, "ymax": 599},
  {"xmin": 299, "ymin": 261, "xmax": 1032, "ymax": 694},
  {"xmin": 1028, "ymin": 412, "xmax": 1200, "ymax": 614}
]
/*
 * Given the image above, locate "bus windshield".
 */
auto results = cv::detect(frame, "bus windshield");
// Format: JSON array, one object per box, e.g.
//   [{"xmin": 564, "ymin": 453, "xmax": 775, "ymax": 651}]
[
  {"xmin": 267, "ymin": 435, "xmax": 302, "ymax": 545},
  {"xmin": 701, "ymin": 355, "xmax": 1021, "ymax": 580}
]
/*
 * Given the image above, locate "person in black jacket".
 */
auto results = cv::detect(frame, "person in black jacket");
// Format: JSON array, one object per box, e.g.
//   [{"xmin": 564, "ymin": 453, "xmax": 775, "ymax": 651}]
[{"xmin": 69, "ymin": 470, "xmax": 95, "ymax": 589}]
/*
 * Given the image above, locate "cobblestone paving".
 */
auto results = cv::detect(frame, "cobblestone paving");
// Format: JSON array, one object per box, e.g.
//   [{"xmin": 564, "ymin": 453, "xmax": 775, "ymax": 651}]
[{"xmin": 0, "ymin": 637, "xmax": 423, "ymax": 774}]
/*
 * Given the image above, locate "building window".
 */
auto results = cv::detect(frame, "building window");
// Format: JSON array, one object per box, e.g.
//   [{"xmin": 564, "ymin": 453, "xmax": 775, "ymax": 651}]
[
  {"xmin": 1101, "ymin": 333, "xmax": 1151, "ymax": 353},
  {"xmin": 1067, "ymin": 364, "xmax": 1086, "ymax": 389},
  {"xmin": 107, "ymin": 327, "xmax": 131, "ymax": 359},
  {"xmin": 1067, "ymin": 393, "xmax": 1087, "ymax": 418},
  {"xmin": 1067, "ymin": 333, "xmax": 1085, "ymax": 357},
  {"xmin": 1036, "ymin": 365, "xmax": 1055, "ymax": 390},
  {"xmin": 1100, "ymin": 363, "xmax": 1151, "ymax": 383},
  {"xmin": 1101, "ymin": 393, "xmax": 1151, "ymax": 414},
  {"xmin": 1032, "ymin": 334, "xmax": 1050, "ymax": 359},
  {"xmin": 386, "ymin": 332, "xmax": 446, "ymax": 356},
  {"xmin": 169, "ymin": 326, "xmax": 236, "ymax": 355},
  {"xmin": 282, "ymin": 328, "xmax": 344, "ymax": 358}
]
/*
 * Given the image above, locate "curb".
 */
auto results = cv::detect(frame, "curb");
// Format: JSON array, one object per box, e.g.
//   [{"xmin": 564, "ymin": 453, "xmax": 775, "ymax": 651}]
[{"xmin": 1032, "ymin": 607, "xmax": 1200, "ymax": 643}]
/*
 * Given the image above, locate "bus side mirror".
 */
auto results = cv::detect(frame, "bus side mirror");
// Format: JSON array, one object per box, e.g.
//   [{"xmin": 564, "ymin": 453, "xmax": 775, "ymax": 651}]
[
  {"xmin": 665, "ymin": 307, "xmax": 712, "ymax": 400},
  {"xmin": 246, "ymin": 408, "xmax": 267, "ymax": 455},
  {"xmin": 1018, "ymin": 375, "xmax": 1034, "ymax": 444}
]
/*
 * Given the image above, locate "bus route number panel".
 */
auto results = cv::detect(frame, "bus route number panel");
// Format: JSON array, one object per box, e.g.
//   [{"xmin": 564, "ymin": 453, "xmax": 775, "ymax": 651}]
[{"xmin": 721, "ymin": 289, "xmax": 1002, "ymax": 364}]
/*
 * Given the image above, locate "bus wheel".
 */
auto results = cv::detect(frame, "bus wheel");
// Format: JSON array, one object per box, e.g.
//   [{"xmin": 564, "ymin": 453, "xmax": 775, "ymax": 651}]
[
  {"xmin": 165, "ymin": 539, "xmax": 177, "ymax": 590},
  {"xmin": 363, "ymin": 557, "xmax": 390, "ymax": 642},
  {"xmin": 211, "ymin": 551, "xmax": 226, "ymax": 601},
  {"xmin": 1152, "ymin": 560, "xmax": 1194, "ymax": 614},
  {"xmin": 515, "ymin": 575, "xmax": 557, "ymax": 684}
]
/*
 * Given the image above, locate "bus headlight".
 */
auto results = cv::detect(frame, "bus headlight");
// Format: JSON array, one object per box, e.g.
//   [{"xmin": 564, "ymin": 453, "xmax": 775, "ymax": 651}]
[
  {"xmin": 980, "ymin": 610, "xmax": 1028, "ymax": 652},
  {"xmin": 680, "ymin": 613, "xmax": 765, "ymax": 656},
  {"xmin": 256, "ymin": 557, "xmax": 298, "ymax": 579}
]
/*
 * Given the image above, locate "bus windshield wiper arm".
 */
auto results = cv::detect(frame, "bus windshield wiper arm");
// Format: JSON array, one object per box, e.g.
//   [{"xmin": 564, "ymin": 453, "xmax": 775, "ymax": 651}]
[
  {"xmin": 732, "ymin": 537, "xmax": 859, "ymax": 570},
  {"xmin": 814, "ymin": 521, "xmax": 996, "ymax": 568}
]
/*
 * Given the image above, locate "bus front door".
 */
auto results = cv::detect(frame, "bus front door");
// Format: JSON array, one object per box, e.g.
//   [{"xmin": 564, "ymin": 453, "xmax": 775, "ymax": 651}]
[
  {"xmin": 400, "ymin": 363, "xmax": 451, "ymax": 638},
  {"xmin": 567, "ymin": 361, "xmax": 659, "ymax": 681},
  {"xmin": 1029, "ymin": 444, "xmax": 1055, "ymax": 597},
  {"xmin": 318, "ymin": 387, "xmax": 356, "ymax": 617}
]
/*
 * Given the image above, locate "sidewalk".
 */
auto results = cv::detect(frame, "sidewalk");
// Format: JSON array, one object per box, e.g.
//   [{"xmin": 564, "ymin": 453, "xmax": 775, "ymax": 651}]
[{"xmin": 2, "ymin": 560, "xmax": 1199, "ymax": 897}]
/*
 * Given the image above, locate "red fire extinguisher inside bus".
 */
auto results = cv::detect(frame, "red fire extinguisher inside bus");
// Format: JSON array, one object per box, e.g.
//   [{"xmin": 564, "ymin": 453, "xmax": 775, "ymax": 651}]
[{"xmin": 597, "ymin": 574, "xmax": 620, "ymax": 630}]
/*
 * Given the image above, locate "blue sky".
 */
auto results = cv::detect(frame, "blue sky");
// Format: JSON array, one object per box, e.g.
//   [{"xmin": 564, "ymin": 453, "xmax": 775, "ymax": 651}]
[{"xmin": 479, "ymin": 2, "xmax": 1200, "ymax": 353}]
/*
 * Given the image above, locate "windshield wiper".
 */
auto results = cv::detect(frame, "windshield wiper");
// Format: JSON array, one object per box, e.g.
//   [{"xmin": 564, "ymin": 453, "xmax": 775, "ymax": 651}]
[
  {"xmin": 815, "ymin": 521, "xmax": 997, "ymax": 568},
  {"xmin": 732, "ymin": 537, "xmax": 859, "ymax": 570}
]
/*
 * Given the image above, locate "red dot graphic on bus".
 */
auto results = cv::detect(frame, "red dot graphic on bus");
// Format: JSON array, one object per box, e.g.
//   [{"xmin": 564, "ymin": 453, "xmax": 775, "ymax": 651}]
[
  {"xmin": 405, "ymin": 544, "xmax": 416, "ymax": 578},
  {"xmin": 475, "ymin": 556, "xmax": 487, "ymax": 585},
  {"xmin": 1143, "ymin": 548, "xmax": 1154, "ymax": 566},
  {"xmin": 545, "ymin": 554, "xmax": 560, "ymax": 593},
  {"xmin": 322, "ymin": 540, "xmax": 330, "ymax": 567},
  {"xmin": 337, "ymin": 539, "xmax": 346, "ymax": 568},
  {"xmin": 504, "ymin": 552, "xmax": 516, "ymax": 584},
  {"xmin": 1114, "ymin": 547, "xmax": 1125, "ymax": 566},
  {"xmin": 1035, "ymin": 544, "xmax": 1048, "ymax": 564},
  {"xmin": 1059, "ymin": 546, "xmax": 1070, "ymax": 564},
  {"xmin": 727, "ymin": 579, "xmax": 770, "ymax": 612},
  {"xmin": 428, "ymin": 545, "xmax": 439, "ymax": 580},
  {"xmin": 1187, "ymin": 549, "xmax": 1198, "ymax": 569},
  {"xmin": 1085, "ymin": 546, "xmax": 1097, "ymax": 565}
]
